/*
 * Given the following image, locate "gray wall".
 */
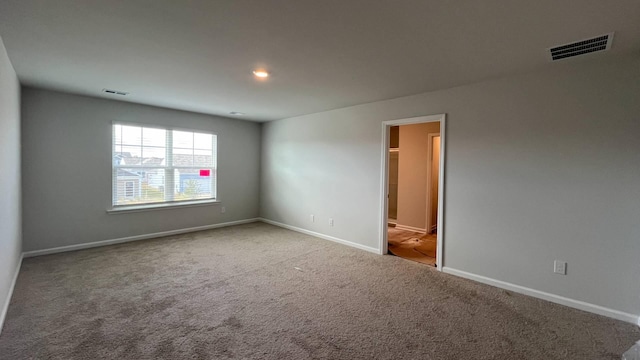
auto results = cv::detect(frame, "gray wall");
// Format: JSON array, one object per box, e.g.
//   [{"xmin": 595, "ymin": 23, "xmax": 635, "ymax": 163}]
[
  {"xmin": 261, "ymin": 55, "xmax": 640, "ymax": 317},
  {"xmin": 0, "ymin": 37, "xmax": 21, "ymax": 328},
  {"xmin": 22, "ymin": 88, "xmax": 261, "ymax": 252}
]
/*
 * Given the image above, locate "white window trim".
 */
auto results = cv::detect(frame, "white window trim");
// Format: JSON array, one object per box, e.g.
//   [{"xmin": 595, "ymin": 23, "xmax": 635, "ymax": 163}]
[{"xmin": 107, "ymin": 199, "xmax": 221, "ymax": 214}]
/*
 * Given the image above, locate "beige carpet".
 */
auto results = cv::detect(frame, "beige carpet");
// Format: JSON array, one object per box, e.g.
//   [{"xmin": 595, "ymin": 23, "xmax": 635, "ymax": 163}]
[
  {"xmin": 1, "ymin": 222, "xmax": 638, "ymax": 359},
  {"xmin": 388, "ymin": 226, "xmax": 437, "ymax": 266}
]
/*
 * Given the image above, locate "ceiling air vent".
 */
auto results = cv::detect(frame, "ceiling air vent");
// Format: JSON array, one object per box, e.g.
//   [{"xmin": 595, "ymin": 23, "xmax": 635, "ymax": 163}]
[
  {"xmin": 102, "ymin": 88, "xmax": 129, "ymax": 96},
  {"xmin": 549, "ymin": 33, "xmax": 614, "ymax": 61}
]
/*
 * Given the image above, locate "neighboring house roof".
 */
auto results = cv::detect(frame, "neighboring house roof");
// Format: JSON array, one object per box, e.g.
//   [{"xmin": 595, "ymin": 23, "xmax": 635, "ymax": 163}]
[
  {"xmin": 117, "ymin": 169, "xmax": 142, "ymax": 178},
  {"xmin": 122, "ymin": 157, "xmax": 141, "ymax": 165},
  {"xmin": 143, "ymin": 157, "xmax": 164, "ymax": 165}
]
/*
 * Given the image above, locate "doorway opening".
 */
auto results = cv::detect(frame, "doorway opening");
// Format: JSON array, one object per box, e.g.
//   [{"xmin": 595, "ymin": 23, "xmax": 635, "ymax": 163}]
[{"xmin": 380, "ymin": 114, "xmax": 445, "ymax": 269}]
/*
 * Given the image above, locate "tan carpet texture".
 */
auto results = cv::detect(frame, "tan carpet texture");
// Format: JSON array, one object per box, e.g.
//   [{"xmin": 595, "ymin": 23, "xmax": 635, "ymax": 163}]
[{"xmin": 1, "ymin": 222, "xmax": 638, "ymax": 359}]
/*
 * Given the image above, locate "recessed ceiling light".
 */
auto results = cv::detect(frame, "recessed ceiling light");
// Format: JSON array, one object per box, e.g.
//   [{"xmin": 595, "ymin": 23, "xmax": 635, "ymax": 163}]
[
  {"xmin": 252, "ymin": 69, "xmax": 270, "ymax": 78},
  {"xmin": 229, "ymin": 111, "xmax": 245, "ymax": 116}
]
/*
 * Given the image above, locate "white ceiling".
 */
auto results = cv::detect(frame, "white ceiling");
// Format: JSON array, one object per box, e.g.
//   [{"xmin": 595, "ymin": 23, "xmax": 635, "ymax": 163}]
[{"xmin": 1, "ymin": 0, "xmax": 639, "ymax": 122}]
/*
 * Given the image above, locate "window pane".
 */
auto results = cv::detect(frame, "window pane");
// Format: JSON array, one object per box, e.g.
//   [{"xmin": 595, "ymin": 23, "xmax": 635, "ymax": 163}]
[
  {"xmin": 142, "ymin": 127, "xmax": 166, "ymax": 147},
  {"xmin": 174, "ymin": 168, "xmax": 213, "ymax": 201},
  {"xmin": 173, "ymin": 130, "xmax": 193, "ymax": 148},
  {"xmin": 121, "ymin": 125, "xmax": 142, "ymax": 146},
  {"xmin": 194, "ymin": 133, "xmax": 212, "ymax": 150},
  {"xmin": 115, "ymin": 167, "xmax": 166, "ymax": 205}
]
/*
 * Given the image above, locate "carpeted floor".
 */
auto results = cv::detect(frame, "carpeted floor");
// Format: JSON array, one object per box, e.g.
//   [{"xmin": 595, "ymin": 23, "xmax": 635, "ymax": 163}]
[
  {"xmin": 1, "ymin": 222, "xmax": 638, "ymax": 359},
  {"xmin": 388, "ymin": 226, "xmax": 437, "ymax": 266}
]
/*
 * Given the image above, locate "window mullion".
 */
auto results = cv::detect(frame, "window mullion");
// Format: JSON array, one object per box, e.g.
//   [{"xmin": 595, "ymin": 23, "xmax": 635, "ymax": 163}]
[
  {"xmin": 165, "ymin": 130, "xmax": 174, "ymax": 202},
  {"xmin": 112, "ymin": 125, "xmax": 117, "ymax": 206},
  {"xmin": 212, "ymin": 135, "xmax": 216, "ymax": 200}
]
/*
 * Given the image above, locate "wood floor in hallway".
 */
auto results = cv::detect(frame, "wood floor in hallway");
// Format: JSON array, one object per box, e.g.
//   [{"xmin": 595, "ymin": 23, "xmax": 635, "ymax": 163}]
[{"xmin": 387, "ymin": 225, "xmax": 437, "ymax": 266}]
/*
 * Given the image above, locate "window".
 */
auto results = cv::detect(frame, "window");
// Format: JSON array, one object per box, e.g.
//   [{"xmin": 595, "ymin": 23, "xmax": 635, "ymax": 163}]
[
  {"xmin": 124, "ymin": 181, "xmax": 135, "ymax": 198},
  {"xmin": 112, "ymin": 123, "xmax": 217, "ymax": 208}
]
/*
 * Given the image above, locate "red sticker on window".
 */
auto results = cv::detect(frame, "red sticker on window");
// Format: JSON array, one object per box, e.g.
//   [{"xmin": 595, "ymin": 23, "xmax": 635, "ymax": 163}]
[{"xmin": 199, "ymin": 169, "xmax": 210, "ymax": 177}]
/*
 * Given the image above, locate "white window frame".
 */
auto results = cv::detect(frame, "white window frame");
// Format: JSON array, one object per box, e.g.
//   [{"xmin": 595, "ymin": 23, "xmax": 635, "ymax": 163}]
[{"xmin": 110, "ymin": 122, "xmax": 218, "ymax": 212}]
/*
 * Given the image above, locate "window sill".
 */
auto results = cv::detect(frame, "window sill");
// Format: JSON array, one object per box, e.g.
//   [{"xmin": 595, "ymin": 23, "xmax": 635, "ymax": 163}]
[{"xmin": 107, "ymin": 199, "xmax": 220, "ymax": 214}]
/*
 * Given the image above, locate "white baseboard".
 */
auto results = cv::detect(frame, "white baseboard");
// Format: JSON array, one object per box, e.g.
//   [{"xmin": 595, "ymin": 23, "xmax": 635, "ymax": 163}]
[
  {"xmin": 1, "ymin": 253, "xmax": 23, "ymax": 335},
  {"xmin": 442, "ymin": 267, "xmax": 639, "ymax": 325},
  {"xmin": 394, "ymin": 224, "xmax": 427, "ymax": 234},
  {"xmin": 23, "ymin": 218, "xmax": 261, "ymax": 258},
  {"xmin": 260, "ymin": 218, "xmax": 380, "ymax": 254}
]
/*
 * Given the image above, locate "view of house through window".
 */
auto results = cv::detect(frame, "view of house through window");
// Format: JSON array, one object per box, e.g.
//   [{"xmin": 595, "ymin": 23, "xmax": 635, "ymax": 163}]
[{"xmin": 112, "ymin": 123, "xmax": 217, "ymax": 207}]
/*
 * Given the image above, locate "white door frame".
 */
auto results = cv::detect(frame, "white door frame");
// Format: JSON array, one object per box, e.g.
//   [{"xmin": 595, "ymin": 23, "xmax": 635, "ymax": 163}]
[
  {"xmin": 379, "ymin": 114, "xmax": 446, "ymax": 270},
  {"xmin": 425, "ymin": 132, "xmax": 440, "ymax": 234}
]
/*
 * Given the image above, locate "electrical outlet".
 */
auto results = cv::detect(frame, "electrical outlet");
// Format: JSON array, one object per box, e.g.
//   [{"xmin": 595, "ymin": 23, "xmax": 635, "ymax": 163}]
[
  {"xmin": 310, "ymin": 214, "xmax": 315, "ymax": 222},
  {"xmin": 329, "ymin": 218, "xmax": 334, "ymax": 226},
  {"xmin": 554, "ymin": 260, "xmax": 567, "ymax": 275},
  {"xmin": 221, "ymin": 206, "xmax": 226, "ymax": 213}
]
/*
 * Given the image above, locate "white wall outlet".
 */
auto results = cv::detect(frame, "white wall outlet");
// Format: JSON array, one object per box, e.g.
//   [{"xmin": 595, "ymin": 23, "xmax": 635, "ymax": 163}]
[
  {"xmin": 329, "ymin": 218, "xmax": 334, "ymax": 226},
  {"xmin": 221, "ymin": 206, "xmax": 226, "ymax": 213},
  {"xmin": 554, "ymin": 260, "xmax": 567, "ymax": 275},
  {"xmin": 310, "ymin": 214, "xmax": 315, "ymax": 222}
]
